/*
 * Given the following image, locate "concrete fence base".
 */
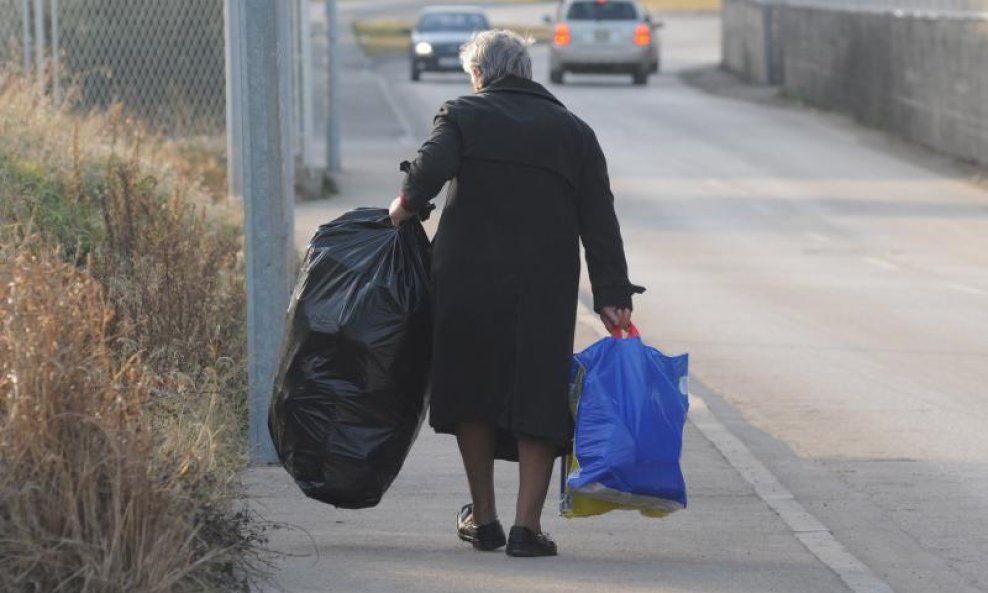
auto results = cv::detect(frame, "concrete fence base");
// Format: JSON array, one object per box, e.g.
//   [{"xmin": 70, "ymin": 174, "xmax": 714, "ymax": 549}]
[{"xmin": 722, "ymin": 0, "xmax": 988, "ymax": 167}]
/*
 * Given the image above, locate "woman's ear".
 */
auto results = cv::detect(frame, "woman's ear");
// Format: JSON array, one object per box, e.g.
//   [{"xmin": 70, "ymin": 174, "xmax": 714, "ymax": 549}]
[{"xmin": 471, "ymin": 67, "xmax": 483, "ymax": 91}]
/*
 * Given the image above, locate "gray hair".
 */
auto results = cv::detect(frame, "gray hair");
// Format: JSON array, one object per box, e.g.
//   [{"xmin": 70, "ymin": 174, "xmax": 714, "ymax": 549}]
[{"xmin": 460, "ymin": 29, "xmax": 533, "ymax": 88}]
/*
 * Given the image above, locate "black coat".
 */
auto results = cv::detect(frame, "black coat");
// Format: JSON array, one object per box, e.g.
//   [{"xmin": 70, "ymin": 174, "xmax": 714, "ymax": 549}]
[{"xmin": 401, "ymin": 75, "xmax": 643, "ymax": 460}]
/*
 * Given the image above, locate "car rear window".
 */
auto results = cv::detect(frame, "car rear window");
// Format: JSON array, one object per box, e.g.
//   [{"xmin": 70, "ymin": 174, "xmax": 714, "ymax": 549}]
[
  {"xmin": 566, "ymin": 1, "xmax": 638, "ymax": 20},
  {"xmin": 417, "ymin": 13, "xmax": 490, "ymax": 32}
]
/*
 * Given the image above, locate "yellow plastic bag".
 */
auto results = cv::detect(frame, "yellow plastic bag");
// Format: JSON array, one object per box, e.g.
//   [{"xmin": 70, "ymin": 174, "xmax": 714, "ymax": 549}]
[{"xmin": 560, "ymin": 450, "xmax": 679, "ymax": 518}]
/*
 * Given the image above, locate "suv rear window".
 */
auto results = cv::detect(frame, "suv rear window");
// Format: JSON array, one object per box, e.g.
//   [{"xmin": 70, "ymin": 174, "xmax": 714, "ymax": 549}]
[
  {"xmin": 417, "ymin": 13, "xmax": 490, "ymax": 32},
  {"xmin": 566, "ymin": 1, "xmax": 638, "ymax": 20}
]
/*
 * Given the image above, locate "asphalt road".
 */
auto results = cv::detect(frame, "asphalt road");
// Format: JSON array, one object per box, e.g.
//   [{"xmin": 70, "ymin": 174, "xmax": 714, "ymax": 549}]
[{"xmin": 275, "ymin": 3, "xmax": 988, "ymax": 592}]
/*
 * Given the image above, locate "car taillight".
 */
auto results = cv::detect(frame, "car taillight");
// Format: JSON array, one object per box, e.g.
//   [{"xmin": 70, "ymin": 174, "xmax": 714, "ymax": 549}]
[
  {"xmin": 634, "ymin": 23, "xmax": 650, "ymax": 46},
  {"xmin": 554, "ymin": 23, "xmax": 571, "ymax": 46}
]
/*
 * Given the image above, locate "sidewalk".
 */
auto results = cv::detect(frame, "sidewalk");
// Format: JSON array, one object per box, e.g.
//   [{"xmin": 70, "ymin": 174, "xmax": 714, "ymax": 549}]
[
  {"xmin": 249, "ymin": 138, "xmax": 849, "ymax": 593},
  {"xmin": 247, "ymin": 6, "xmax": 853, "ymax": 591}
]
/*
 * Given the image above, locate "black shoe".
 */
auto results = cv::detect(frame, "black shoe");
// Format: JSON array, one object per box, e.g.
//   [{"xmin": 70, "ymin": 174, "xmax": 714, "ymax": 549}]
[
  {"xmin": 506, "ymin": 525, "xmax": 558, "ymax": 557},
  {"xmin": 456, "ymin": 504, "xmax": 506, "ymax": 551}
]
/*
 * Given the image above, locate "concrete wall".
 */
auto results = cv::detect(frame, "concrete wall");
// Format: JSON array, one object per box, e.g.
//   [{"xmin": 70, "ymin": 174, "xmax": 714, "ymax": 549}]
[
  {"xmin": 722, "ymin": 0, "xmax": 770, "ymax": 82},
  {"xmin": 722, "ymin": 1, "xmax": 988, "ymax": 166}
]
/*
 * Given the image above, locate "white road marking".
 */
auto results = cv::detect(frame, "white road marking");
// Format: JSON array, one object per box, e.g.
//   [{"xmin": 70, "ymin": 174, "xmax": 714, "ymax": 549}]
[
  {"xmin": 689, "ymin": 398, "xmax": 895, "ymax": 593},
  {"xmin": 947, "ymin": 283, "xmax": 987, "ymax": 296},
  {"xmin": 804, "ymin": 231, "xmax": 832, "ymax": 243},
  {"xmin": 703, "ymin": 178, "xmax": 731, "ymax": 192},
  {"xmin": 862, "ymin": 257, "xmax": 900, "ymax": 272},
  {"xmin": 576, "ymin": 303, "xmax": 897, "ymax": 593},
  {"xmin": 372, "ymin": 70, "xmax": 416, "ymax": 147}
]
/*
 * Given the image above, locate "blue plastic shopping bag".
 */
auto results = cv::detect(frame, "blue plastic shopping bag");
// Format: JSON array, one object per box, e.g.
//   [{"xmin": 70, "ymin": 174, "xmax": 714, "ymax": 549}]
[{"xmin": 561, "ymin": 324, "xmax": 689, "ymax": 518}]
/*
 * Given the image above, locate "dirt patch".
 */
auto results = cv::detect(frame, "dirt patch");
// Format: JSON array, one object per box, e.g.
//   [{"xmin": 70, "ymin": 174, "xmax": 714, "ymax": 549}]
[{"xmin": 679, "ymin": 65, "xmax": 784, "ymax": 106}]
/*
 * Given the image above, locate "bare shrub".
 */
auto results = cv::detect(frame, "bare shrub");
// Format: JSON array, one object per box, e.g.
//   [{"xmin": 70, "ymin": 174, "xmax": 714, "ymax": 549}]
[
  {"xmin": 90, "ymin": 137, "xmax": 246, "ymax": 375},
  {"xmin": 0, "ymin": 71, "xmax": 262, "ymax": 592},
  {"xmin": 0, "ymin": 244, "xmax": 229, "ymax": 592}
]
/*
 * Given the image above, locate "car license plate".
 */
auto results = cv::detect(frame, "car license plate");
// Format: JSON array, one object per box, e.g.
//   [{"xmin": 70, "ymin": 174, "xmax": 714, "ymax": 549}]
[
  {"xmin": 594, "ymin": 29, "xmax": 610, "ymax": 42},
  {"xmin": 439, "ymin": 57, "xmax": 459, "ymax": 67}
]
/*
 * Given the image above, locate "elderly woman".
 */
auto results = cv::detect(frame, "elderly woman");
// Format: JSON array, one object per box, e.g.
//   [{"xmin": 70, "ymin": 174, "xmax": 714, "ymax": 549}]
[{"xmin": 389, "ymin": 30, "xmax": 642, "ymax": 557}]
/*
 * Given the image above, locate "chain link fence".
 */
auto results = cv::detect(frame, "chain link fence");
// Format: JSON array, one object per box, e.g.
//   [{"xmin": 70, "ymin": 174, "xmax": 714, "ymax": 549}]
[
  {"xmin": 2, "ymin": 0, "xmax": 227, "ymax": 136},
  {"xmin": 60, "ymin": 0, "xmax": 227, "ymax": 134},
  {"xmin": 1, "ymin": 0, "xmax": 327, "ymax": 161},
  {"xmin": 1, "ymin": 0, "xmax": 27, "ymax": 70}
]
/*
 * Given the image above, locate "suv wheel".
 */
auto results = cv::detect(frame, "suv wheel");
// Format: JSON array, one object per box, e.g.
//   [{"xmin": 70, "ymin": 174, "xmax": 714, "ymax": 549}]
[
  {"xmin": 550, "ymin": 68, "xmax": 564, "ymax": 85},
  {"xmin": 411, "ymin": 62, "xmax": 421, "ymax": 82}
]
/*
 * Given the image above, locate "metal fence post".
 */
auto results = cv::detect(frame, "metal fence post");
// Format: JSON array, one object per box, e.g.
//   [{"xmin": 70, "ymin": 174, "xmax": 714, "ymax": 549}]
[
  {"xmin": 225, "ymin": 0, "xmax": 296, "ymax": 465},
  {"xmin": 299, "ymin": 0, "xmax": 317, "ymax": 170},
  {"xmin": 21, "ymin": 0, "xmax": 31, "ymax": 74},
  {"xmin": 50, "ymin": 0, "xmax": 59, "ymax": 104},
  {"xmin": 224, "ymin": 0, "xmax": 243, "ymax": 203},
  {"xmin": 325, "ymin": 0, "xmax": 341, "ymax": 173},
  {"xmin": 290, "ymin": 0, "xmax": 301, "ymax": 158},
  {"xmin": 763, "ymin": 0, "xmax": 781, "ymax": 85},
  {"xmin": 33, "ymin": 0, "xmax": 43, "ymax": 86},
  {"xmin": 277, "ymin": 0, "xmax": 296, "ymax": 282}
]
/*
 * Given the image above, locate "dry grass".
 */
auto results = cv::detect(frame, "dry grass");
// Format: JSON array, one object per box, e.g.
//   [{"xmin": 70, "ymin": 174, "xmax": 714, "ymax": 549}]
[
  {"xmin": 0, "ymin": 245, "xmax": 233, "ymax": 592},
  {"xmin": 89, "ymin": 142, "xmax": 245, "ymax": 375},
  {"xmin": 164, "ymin": 140, "xmax": 230, "ymax": 203},
  {"xmin": 0, "ymin": 72, "xmax": 262, "ymax": 592}
]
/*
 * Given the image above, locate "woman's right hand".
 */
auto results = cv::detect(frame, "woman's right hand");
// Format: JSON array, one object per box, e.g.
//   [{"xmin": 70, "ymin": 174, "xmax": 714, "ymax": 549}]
[
  {"xmin": 389, "ymin": 195, "xmax": 414, "ymax": 227},
  {"xmin": 600, "ymin": 306, "xmax": 631, "ymax": 334}
]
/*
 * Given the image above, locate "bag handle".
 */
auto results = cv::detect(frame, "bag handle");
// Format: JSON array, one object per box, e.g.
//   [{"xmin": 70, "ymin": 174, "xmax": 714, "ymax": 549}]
[{"xmin": 609, "ymin": 323, "xmax": 640, "ymax": 339}]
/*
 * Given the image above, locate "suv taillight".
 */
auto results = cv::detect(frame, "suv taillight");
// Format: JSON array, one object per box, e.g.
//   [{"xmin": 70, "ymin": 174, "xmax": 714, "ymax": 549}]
[
  {"xmin": 554, "ymin": 23, "xmax": 571, "ymax": 46},
  {"xmin": 634, "ymin": 23, "xmax": 650, "ymax": 46}
]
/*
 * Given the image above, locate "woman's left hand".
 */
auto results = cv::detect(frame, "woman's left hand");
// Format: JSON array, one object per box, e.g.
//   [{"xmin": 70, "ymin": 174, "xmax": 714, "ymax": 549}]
[
  {"xmin": 600, "ymin": 306, "xmax": 632, "ymax": 334},
  {"xmin": 389, "ymin": 196, "xmax": 414, "ymax": 227}
]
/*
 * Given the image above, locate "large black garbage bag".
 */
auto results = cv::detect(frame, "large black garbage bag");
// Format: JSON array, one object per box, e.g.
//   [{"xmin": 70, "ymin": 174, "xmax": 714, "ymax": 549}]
[{"xmin": 269, "ymin": 208, "xmax": 432, "ymax": 509}]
